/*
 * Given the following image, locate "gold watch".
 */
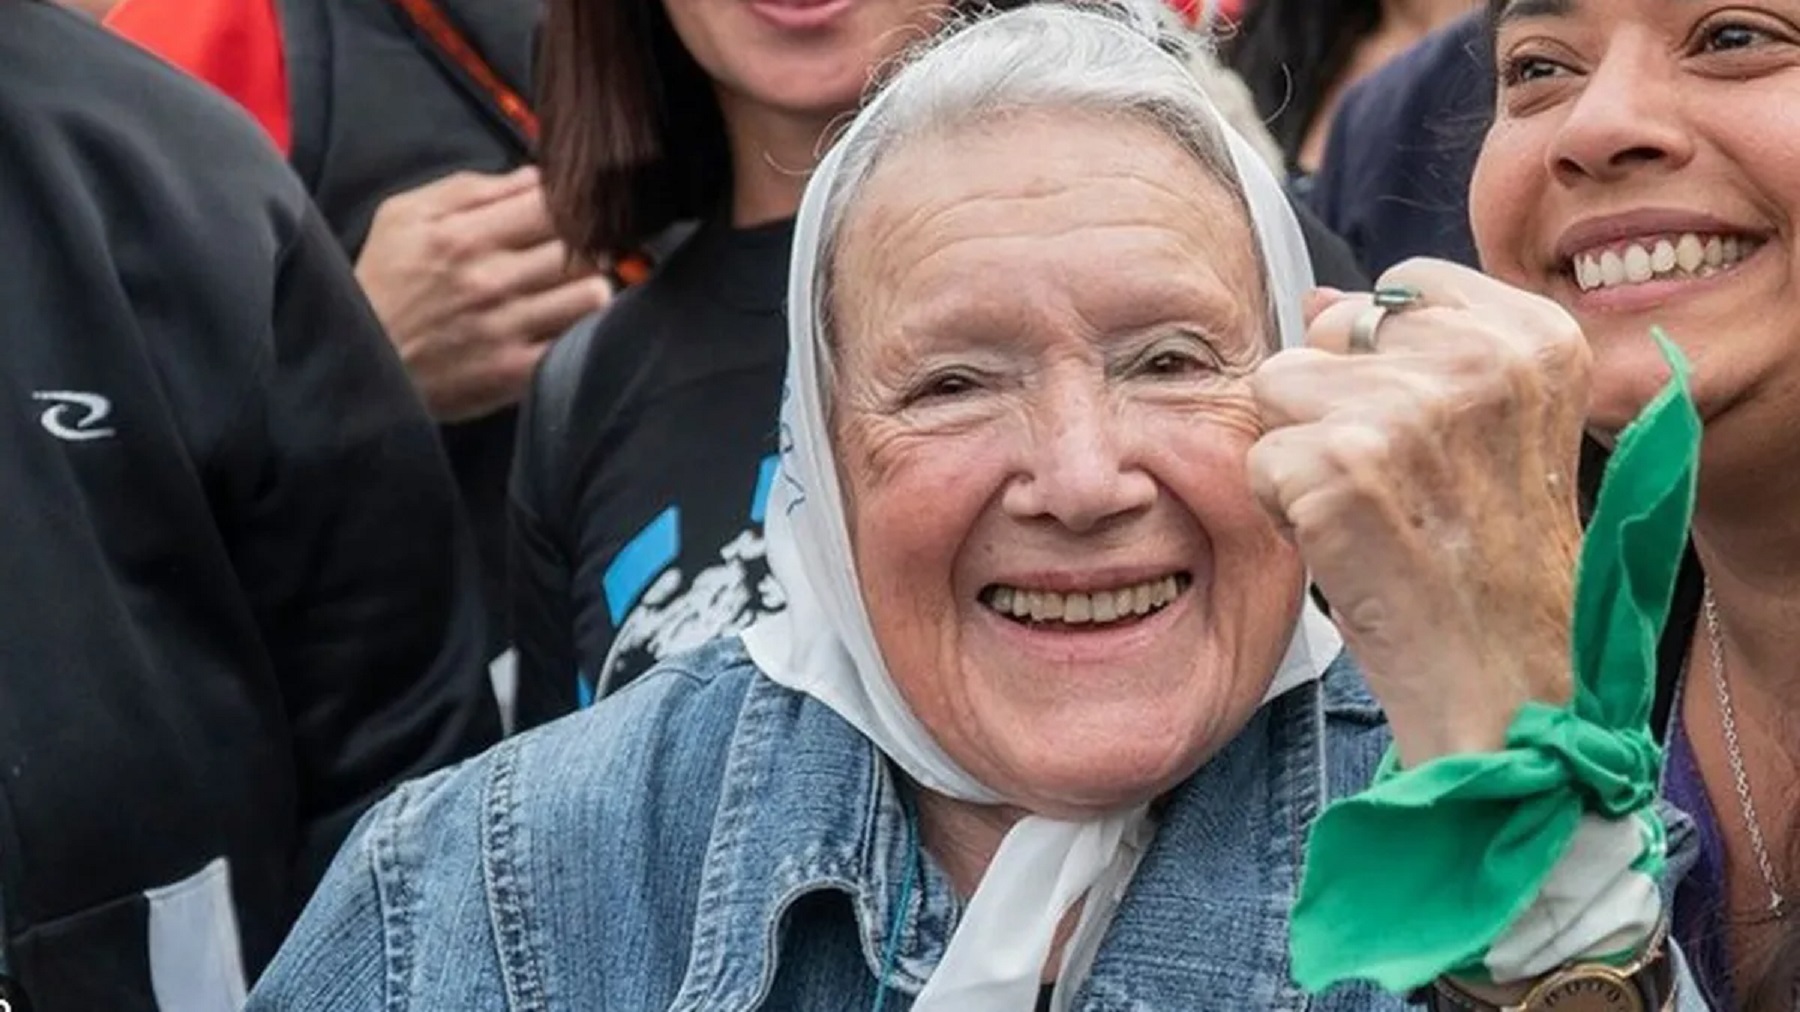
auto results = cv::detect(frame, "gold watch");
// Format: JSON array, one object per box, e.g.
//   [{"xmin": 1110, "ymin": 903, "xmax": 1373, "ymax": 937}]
[{"xmin": 1422, "ymin": 918, "xmax": 1674, "ymax": 1012}]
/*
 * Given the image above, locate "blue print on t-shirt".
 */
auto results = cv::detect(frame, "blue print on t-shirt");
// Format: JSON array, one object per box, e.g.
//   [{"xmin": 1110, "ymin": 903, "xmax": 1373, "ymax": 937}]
[{"xmin": 602, "ymin": 505, "xmax": 680, "ymax": 625}]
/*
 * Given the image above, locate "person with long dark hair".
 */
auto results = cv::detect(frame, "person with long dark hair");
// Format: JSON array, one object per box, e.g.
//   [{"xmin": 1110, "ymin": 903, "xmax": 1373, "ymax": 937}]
[
  {"xmin": 1224, "ymin": 0, "xmax": 1476, "ymax": 182},
  {"xmin": 504, "ymin": 0, "xmax": 956, "ymax": 726},
  {"xmin": 1471, "ymin": 0, "xmax": 1800, "ymax": 1004}
]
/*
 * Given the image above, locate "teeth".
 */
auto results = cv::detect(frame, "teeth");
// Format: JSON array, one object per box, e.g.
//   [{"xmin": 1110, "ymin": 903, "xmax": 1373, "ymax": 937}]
[
  {"xmin": 1572, "ymin": 232, "xmax": 1756, "ymax": 292},
  {"xmin": 1676, "ymin": 234, "xmax": 1703, "ymax": 272},
  {"xmin": 983, "ymin": 574, "xmax": 1187, "ymax": 625},
  {"xmin": 1650, "ymin": 239, "xmax": 1676, "ymax": 274},
  {"xmin": 1063, "ymin": 593, "xmax": 1091, "ymax": 623},
  {"xmin": 1577, "ymin": 256, "xmax": 1600, "ymax": 290},
  {"xmin": 1600, "ymin": 249, "xmax": 1625, "ymax": 286},
  {"xmin": 1092, "ymin": 592, "xmax": 1117, "ymax": 623}
]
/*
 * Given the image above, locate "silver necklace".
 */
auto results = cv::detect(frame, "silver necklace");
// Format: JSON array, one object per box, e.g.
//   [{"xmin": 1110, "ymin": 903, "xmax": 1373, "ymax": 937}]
[{"xmin": 1702, "ymin": 584, "xmax": 1788, "ymax": 918}]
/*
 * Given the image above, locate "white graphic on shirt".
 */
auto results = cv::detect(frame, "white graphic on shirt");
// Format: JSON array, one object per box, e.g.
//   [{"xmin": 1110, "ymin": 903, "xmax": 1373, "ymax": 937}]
[
  {"xmin": 32, "ymin": 390, "xmax": 116, "ymax": 441},
  {"xmin": 596, "ymin": 528, "xmax": 786, "ymax": 696}
]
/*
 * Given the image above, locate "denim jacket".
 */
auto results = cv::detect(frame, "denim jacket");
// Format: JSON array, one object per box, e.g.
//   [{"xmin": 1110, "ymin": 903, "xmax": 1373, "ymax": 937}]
[{"xmin": 249, "ymin": 637, "xmax": 1710, "ymax": 1011}]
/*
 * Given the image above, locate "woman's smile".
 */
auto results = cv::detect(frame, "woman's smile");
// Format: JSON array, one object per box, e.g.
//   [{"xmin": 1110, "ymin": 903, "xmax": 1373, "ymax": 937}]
[
  {"xmin": 978, "ymin": 571, "xmax": 1192, "ymax": 627},
  {"xmin": 1550, "ymin": 209, "xmax": 1774, "ymax": 315},
  {"xmin": 972, "ymin": 570, "xmax": 1197, "ymax": 666}
]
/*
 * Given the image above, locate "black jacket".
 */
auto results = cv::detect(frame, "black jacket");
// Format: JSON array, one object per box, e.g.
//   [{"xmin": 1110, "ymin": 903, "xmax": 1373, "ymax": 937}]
[
  {"xmin": 0, "ymin": 6, "xmax": 499, "ymax": 1009},
  {"xmin": 280, "ymin": 0, "xmax": 541, "ymax": 650}
]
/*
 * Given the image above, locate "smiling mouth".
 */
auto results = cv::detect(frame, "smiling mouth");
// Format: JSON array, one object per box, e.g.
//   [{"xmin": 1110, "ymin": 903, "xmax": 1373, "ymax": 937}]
[
  {"xmin": 1567, "ymin": 231, "xmax": 1763, "ymax": 292},
  {"xmin": 978, "ymin": 573, "xmax": 1192, "ymax": 628}
]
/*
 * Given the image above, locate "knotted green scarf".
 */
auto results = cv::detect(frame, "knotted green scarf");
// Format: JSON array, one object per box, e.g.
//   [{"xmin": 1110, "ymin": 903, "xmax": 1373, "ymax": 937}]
[{"xmin": 1290, "ymin": 330, "xmax": 1700, "ymax": 991}]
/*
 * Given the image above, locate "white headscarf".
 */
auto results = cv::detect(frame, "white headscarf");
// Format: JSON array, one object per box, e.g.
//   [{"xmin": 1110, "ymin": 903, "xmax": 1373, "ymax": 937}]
[{"xmin": 741, "ymin": 6, "xmax": 1342, "ymax": 1008}]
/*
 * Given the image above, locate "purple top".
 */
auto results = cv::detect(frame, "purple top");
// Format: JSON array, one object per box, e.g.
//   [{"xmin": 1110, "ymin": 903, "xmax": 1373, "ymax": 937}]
[{"xmin": 1664, "ymin": 711, "xmax": 1736, "ymax": 1010}]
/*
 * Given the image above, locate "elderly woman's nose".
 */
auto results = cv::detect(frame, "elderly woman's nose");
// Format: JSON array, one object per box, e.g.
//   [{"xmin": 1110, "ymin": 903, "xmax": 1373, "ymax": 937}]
[
  {"xmin": 1549, "ymin": 38, "xmax": 1696, "ymax": 185},
  {"xmin": 1000, "ymin": 391, "xmax": 1157, "ymax": 532}
]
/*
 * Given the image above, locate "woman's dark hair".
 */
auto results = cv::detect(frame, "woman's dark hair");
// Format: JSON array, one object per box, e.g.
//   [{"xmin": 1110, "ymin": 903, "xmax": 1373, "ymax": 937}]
[
  {"xmin": 534, "ymin": 0, "xmax": 731, "ymax": 258},
  {"xmin": 533, "ymin": 0, "xmax": 1036, "ymax": 259},
  {"xmin": 1222, "ymin": 0, "xmax": 1382, "ymax": 170}
]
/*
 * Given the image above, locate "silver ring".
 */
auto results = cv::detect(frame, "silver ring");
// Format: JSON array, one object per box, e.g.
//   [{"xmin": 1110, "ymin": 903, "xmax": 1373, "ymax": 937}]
[
  {"xmin": 1347, "ymin": 305, "xmax": 1389, "ymax": 354},
  {"xmin": 1346, "ymin": 285, "xmax": 1425, "ymax": 355}
]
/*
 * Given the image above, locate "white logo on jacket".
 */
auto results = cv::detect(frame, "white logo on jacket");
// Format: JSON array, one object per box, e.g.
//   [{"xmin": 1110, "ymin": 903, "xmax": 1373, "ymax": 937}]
[{"xmin": 32, "ymin": 390, "xmax": 115, "ymax": 441}]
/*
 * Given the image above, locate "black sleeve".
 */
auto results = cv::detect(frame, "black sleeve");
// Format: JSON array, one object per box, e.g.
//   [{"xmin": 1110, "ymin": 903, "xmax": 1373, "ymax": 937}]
[
  {"xmin": 229, "ymin": 205, "xmax": 502, "ymax": 894},
  {"xmin": 1294, "ymin": 197, "xmax": 1371, "ymax": 291},
  {"xmin": 506, "ymin": 317, "xmax": 598, "ymax": 730}
]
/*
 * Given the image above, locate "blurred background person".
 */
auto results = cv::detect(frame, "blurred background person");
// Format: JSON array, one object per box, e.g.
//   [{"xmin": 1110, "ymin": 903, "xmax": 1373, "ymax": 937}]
[
  {"xmin": 0, "ymin": 2, "xmax": 499, "ymax": 1007},
  {"xmin": 1222, "ymin": 0, "xmax": 1477, "ymax": 190},
  {"xmin": 1308, "ymin": 11, "xmax": 1487, "ymax": 276},
  {"xmin": 504, "ymin": 0, "xmax": 957, "ymax": 723},
  {"xmin": 105, "ymin": 0, "xmax": 624, "ymax": 720}
]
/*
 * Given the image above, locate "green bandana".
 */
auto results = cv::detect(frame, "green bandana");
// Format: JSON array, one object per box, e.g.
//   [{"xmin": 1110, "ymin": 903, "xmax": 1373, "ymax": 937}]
[{"xmin": 1289, "ymin": 330, "xmax": 1701, "ymax": 992}]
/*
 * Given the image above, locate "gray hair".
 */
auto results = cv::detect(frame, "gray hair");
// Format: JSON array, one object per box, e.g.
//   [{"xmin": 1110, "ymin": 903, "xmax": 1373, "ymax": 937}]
[{"xmin": 813, "ymin": 1, "xmax": 1275, "ymax": 366}]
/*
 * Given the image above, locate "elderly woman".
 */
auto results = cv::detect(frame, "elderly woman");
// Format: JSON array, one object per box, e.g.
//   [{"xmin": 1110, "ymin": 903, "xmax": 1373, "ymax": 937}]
[{"xmin": 248, "ymin": 4, "xmax": 1704, "ymax": 1009}]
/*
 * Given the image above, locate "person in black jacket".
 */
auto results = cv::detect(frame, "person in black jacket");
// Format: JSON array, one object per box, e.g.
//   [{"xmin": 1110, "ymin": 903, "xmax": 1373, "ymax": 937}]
[
  {"xmin": 106, "ymin": 0, "xmax": 618, "ymax": 682},
  {"xmin": 0, "ymin": 4, "xmax": 500, "ymax": 1008}
]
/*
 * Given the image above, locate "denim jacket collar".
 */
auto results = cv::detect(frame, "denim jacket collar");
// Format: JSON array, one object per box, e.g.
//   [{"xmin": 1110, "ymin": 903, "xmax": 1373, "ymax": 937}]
[{"xmin": 675, "ymin": 650, "xmax": 1381, "ymax": 1010}]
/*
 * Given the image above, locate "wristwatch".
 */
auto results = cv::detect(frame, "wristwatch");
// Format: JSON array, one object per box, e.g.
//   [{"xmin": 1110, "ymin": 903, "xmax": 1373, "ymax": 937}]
[{"xmin": 1419, "ymin": 918, "xmax": 1674, "ymax": 1012}]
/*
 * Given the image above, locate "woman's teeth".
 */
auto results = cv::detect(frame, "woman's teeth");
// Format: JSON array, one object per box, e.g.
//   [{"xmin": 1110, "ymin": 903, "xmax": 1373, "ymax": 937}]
[
  {"xmin": 1572, "ymin": 233, "xmax": 1758, "ymax": 292},
  {"xmin": 981, "ymin": 574, "xmax": 1189, "ymax": 626}
]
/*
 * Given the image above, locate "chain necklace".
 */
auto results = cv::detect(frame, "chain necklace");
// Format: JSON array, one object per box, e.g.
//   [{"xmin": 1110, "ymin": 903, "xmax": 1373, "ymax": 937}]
[{"xmin": 1702, "ymin": 584, "xmax": 1788, "ymax": 919}]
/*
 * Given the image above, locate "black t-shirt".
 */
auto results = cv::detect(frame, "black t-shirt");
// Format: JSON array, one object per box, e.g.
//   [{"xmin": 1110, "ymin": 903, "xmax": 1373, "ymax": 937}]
[
  {"xmin": 509, "ymin": 204, "xmax": 1366, "ymax": 729},
  {"xmin": 510, "ymin": 219, "xmax": 792, "ymax": 724}
]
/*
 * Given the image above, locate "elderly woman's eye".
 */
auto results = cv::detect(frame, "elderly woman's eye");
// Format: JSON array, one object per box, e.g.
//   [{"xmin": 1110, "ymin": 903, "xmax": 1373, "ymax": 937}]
[
  {"xmin": 1144, "ymin": 351, "xmax": 1203, "ymax": 375},
  {"xmin": 907, "ymin": 370, "xmax": 983, "ymax": 403},
  {"xmin": 1700, "ymin": 20, "xmax": 1776, "ymax": 52},
  {"xmin": 1130, "ymin": 339, "xmax": 1220, "ymax": 378}
]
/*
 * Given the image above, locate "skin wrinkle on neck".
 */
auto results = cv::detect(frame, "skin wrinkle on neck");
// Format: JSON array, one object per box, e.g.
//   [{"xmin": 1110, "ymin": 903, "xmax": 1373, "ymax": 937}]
[
  {"xmin": 912, "ymin": 784, "xmax": 1086, "ymax": 984},
  {"xmin": 717, "ymin": 90, "xmax": 836, "ymax": 228}
]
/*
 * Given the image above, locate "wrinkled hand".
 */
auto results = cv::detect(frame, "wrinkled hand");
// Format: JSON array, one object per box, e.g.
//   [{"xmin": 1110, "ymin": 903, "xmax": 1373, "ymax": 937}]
[
  {"xmin": 356, "ymin": 167, "xmax": 614, "ymax": 422},
  {"xmin": 1247, "ymin": 259, "xmax": 1592, "ymax": 768}
]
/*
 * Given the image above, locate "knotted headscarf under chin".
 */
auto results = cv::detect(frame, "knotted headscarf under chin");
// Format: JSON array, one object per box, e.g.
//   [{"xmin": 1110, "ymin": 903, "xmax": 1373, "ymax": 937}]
[{"xmin": 740, "ymin": 7, "xmax": 1341, "ymax": 1008}]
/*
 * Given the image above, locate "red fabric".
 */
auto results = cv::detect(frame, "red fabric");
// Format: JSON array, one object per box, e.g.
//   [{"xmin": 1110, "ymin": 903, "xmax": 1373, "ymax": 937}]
[
  {"xmin": 1166, "ymin": 0, "xmax": 1246, "ymax": 27},
  {"xmin": 105, "ymin": 0, "xmax": 292, "ymax": 156}
]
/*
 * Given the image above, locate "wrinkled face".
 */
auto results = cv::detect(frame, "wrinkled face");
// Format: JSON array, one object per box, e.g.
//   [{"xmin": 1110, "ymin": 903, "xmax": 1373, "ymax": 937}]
[
  {"xmin": 830, "ymin": 110, "xmax": 1305, "ymax": 818},
  {"xmin": 1472, "ymin": 0, "xmax": 1800, "ymax": 436},
  {"xmin": 661, "ymin": 0, "xmax": 942, "ymax": 124}
]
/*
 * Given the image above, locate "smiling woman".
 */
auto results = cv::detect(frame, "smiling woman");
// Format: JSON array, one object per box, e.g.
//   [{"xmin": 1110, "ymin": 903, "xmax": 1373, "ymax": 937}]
[
  {"xmin": 250, "ymin": 3, "xmax": 1716, "ymax": 1009},
  {"xmin": 1471, "ymin": 0, "xmax": 1800, "ymax": 1005},
  {"xmin": 822, "ymin": 109, "xmax": 1301, "ymax": 819}
]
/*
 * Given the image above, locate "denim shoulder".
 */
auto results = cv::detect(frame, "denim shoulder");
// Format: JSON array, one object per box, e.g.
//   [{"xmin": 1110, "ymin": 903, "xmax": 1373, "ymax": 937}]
[
  {"xmin": 1316, "ymin": 648, "xmax": 1394, "ymax": 801},
  {"xmin": 246, "ymin": 636, "xmax": 763, "ymax": 1010}
]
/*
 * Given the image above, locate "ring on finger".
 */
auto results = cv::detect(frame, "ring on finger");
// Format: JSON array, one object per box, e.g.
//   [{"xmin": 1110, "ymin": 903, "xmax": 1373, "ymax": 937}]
[{"xmin": 1346, "ymin": 284, "xmax": 1425, "ymax": 355}]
